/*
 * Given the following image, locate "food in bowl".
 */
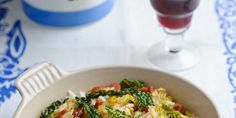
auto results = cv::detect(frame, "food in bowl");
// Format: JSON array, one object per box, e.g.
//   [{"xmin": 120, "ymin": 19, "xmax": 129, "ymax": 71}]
[
  {"xmin": 14, "ymin": 64, "xmax": 218, "ymax": 118},
  {"xmin": 40, "ymin": 79, "xmax": 197, "ymax": 118}
]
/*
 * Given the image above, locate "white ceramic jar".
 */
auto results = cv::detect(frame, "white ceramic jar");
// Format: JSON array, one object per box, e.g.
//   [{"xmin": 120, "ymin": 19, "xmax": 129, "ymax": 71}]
[{"xmin": 22, "ymin": 0, "xmax": 114, "ymax": 27}]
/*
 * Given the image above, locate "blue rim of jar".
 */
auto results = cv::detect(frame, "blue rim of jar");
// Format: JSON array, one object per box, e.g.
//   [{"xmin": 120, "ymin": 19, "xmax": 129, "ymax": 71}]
[{"xmin": 22, "ymin": 0, "xmax": 114, "ymax": 27}]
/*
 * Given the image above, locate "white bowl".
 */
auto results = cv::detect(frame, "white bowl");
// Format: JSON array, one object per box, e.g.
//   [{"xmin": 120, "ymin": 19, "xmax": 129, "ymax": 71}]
[{"xmin": 14, "ymin": 62, "xmax": 219, "ymax": 118}]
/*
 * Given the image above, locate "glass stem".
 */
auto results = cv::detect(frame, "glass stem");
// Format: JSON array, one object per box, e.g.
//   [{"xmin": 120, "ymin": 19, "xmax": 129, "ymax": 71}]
[{"xmin": 164, "ymin": 28, "xmax": 186, "ymax": 53}]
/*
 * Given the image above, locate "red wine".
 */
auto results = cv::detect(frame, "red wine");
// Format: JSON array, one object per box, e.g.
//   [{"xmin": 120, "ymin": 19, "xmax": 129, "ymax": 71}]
[{"xmin": 151, "ymin": 0, "xmax": 199, "ymax": 29}]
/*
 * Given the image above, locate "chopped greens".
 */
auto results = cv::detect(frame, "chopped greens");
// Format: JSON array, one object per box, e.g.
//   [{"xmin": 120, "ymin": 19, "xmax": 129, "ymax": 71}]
[
  {"xmin": 157, "ymin": 102, "xmax": 188, "ymax": 118},
  {"xmin": 105, "ymin": 106, "xmax": 132, "ymax": 118},
  {"xmin": 40, "ymin": 79, "xmax": 197, "ymax": 118},
  {"xmin": 131, "ymin": 88, "xmax": 154, "ymax": 111},
  {"xmin": 120, "ymin": 79, "xmax": 154, "ymax": 110},
  {"xmin": 83, "ymin": 103, "xmax": 101, "ymax": 118},
  {"xmin": 76, "ymin": 97, "xmax": 87, "ymax": 107},
  {"xmin": 86, "ymin": 90, "xmax": 122, "ymax": 100},
  {"xmin": 82, "ymin": 80, "xmax": 154, "ymax": 112},
  {"xmin": 120, "ymin": 79, "xmax": 144, "ymax": 90},
  {"xmin": 86, "ymin": 87, "xmax": 154, "ymax": 111},
  {"xmin": 40, "ymin": 99, "xmax": 66, "ymax": 118},
  {"xmin": 75, "ymin": 97, "xmax": 101, "ymax": 118}
]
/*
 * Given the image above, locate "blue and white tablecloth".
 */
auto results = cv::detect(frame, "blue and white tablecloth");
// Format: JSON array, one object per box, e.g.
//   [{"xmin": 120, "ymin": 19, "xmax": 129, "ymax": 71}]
[{"xmin": 0, "ymin": 0, "xmax": 235, "ymax": 117}]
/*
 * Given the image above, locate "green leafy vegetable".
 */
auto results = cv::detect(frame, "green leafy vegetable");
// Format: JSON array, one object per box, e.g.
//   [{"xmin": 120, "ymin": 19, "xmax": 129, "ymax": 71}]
[
  {"xmin": 40, "ymin": 99, "xmax": 66, "ymax": 118},
  {"xmin": 157, "ymin": 103, "xmax": 188, "ymax": 118},
  {"xmin": 132, "ymin": 88, "xmax": 154, "ymax": 111},
  {"xmin": 105, "ymin": 106, "xmax": 132, "ymax": 118},
  {"xmin": 120, "ymin": 79, "xmax": 153, "ymax": 111},
  {"xmin": 75, "ymin": 97, "xmax": 101, "ymax": 118},
  {"xmin": 83, "ymin": 102, "xmax": 101, "ymax": 118},
  {"xmin": 76, "ymin": 97, "xmax": 87, "ymax": 107},
  {"xmin": 86, "ymin": 90, "xmax": 122, "ymax": 100},
  {"xmin": 120, "ymin": 79, "xmax": 144, "ymax": 90},
  {"xmin": 85, "ymin": 81, "xmax": 153, "ymax": 112}
]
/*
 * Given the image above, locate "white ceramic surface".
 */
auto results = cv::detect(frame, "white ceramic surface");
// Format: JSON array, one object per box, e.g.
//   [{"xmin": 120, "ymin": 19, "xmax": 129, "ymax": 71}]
[
  {"xmin": 14, "ymin": 62, "xmax": 219, "ymax": 118},
  {"xmin": 24, "ymin": 0, "xmax": 106, "ymax": 12}
]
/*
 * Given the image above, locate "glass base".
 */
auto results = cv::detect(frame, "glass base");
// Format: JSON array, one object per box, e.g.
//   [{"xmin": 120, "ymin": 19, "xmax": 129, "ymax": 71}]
[{"xmin": 147, "ymin": 41, "xmax": 200, "ymax": 71}]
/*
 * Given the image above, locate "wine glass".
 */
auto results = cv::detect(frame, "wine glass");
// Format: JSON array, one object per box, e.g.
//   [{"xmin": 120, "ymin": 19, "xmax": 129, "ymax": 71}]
[{"xmin": 147, "ymin": 0, "xmax": 200, "ymax": 71}]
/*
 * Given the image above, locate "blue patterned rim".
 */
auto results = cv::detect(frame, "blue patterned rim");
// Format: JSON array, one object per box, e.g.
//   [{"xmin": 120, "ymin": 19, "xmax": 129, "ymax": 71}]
[{"xmin": 22, "ymin": 0, "xmax": 114, "ymax": 27}]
